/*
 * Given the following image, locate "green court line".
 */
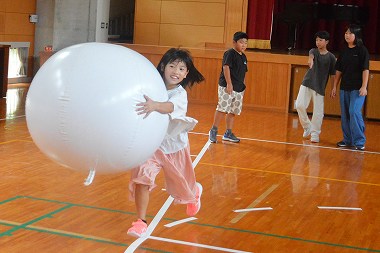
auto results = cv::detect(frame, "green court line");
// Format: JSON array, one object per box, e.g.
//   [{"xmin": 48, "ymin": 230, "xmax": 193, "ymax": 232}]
[
  {"xmin": 0, "ymin": 204, "xmax": 73, "ymax": 236},
  {"xmin": 187, "ymin": 221, "xmax": 380, "ymax": 252},
  {"xmin": 0, "ymin": 221, "xmax": 173, "ymax": 253},
  {"xmin": 1, "ymin": 195, "xmax": 379, "ymax": 252},
  {"xmin": 0, "ymin": 195, "xmax": 23, "ymax": 205},
  {"xmin": 23, "ymin": 195, "xmax": 136, "ymax": 215}
]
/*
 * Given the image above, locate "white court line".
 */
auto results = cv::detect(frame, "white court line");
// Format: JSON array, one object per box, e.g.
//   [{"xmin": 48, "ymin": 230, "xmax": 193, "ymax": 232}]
[
  {"xmin": 233, "ymin": 207, "xmax": 273, "ymax": 213},
  {"xmin": 125, "ymin": 141, "xmax": 211, "ymax": 253},
  {"xmin": 126, "ymin": 196, "xmax": 174, "ymax": 252},
  {"xmin": 164, "ymin": 217, "xmax": 198, "ymax": 228},
  {"xmin": 230, "ymin": 184, "xmax": 279, "ymax": 224},
  {"xmin": 189, "ymin": 131, "xmax": 380, "ymax": 155},
  {"xmin": 318, "ymin": 206, "xmax": 362, "ymax": 211},
  {"xmin": 149, "ymin": 236, "xmax": 253, "ymax": 253}
]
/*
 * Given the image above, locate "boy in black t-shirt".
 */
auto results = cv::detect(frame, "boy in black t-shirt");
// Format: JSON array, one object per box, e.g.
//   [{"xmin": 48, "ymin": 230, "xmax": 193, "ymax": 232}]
[{"xmin": 209, "ymin": 31, "xmax": 248, "ymax": 143}]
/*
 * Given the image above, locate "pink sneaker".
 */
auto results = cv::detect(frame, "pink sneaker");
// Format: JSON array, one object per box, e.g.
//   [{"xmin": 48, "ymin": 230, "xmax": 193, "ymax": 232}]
[
  {"xmin": 127, "ymin": 219, "xmax": 147, "ymax": 238},
  {"xmin": 186, "ymin": 182, "xmax": 203, "ymax": 216}
]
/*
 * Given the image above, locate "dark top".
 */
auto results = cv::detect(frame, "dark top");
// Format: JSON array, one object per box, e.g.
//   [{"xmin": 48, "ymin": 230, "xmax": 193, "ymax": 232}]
[
  {"xmin": 219, "ymin": 48, "xmax": 248, "ymax": 92},
  {"xmin": 335, "ymin": 45, "xmax": 370, "ymax": 91},
  {"xmin": 302, "ymin": 48, "xmax": 336, "ymax": 96}
]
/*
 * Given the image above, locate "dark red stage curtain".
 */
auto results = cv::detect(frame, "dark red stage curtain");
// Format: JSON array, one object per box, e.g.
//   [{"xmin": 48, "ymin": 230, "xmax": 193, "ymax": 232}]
[
  {"xmin": 270, "ymin": 0, "xmax": 380, "ymax": 54},
  {"xmin": 246, "ymin": 0, "xmax": 274, "ymax": 49},
  {"xmin": 365, "ymin": 0, "xmax": 380, "ymax": 54}
]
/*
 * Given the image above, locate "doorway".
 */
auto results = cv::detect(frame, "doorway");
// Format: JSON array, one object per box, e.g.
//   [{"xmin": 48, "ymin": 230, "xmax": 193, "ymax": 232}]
[{"xmin": 108, "ymin": 0, "xmax": 135, "ymax": 43}]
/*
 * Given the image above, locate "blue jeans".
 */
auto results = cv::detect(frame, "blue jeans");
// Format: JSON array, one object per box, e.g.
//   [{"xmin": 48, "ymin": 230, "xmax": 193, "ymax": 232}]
[{"xmin": 339, "ymin": 90, "xmax": 366, "ymax": 147}]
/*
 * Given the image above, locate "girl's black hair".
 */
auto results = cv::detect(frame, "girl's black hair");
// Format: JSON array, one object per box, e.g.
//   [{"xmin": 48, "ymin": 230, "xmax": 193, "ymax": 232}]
[
  {"xmin": 346, "ymin": 24, "xmax": 364, "ymax": 47},
  {"xmin": 157, "ymin": 48, "xmax": 205, "ymax": 89}
]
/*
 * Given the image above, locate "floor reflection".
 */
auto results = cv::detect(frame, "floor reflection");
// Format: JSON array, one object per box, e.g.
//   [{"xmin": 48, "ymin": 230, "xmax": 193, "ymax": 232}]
[
  {"xmin": 336, "ymin": 151, "xmax": 364, "ymax": 206},
  {"xmin": 208, "ymin": 144, "xmax": 238, "ymax": 196},
  {"xmin": 291, "ymin": 142, "xmax": 321, "ymax": 194},
  {"xmin": 291, "ymin": 141, "xmax": 364, "ymax": 208},
  {"xmin": 212, "ymin": 168, "xmax": 238, "ymax": 196},
  {"xmin": 0, "ymin": 85, "xmax": 28, "ymax": 120}
]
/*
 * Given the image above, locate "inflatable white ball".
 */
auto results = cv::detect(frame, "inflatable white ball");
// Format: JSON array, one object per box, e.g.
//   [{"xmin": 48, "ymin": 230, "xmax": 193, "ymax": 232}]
[{"xmin": 26, "ymin": 43, "xmax": 169, "ymax": 174}]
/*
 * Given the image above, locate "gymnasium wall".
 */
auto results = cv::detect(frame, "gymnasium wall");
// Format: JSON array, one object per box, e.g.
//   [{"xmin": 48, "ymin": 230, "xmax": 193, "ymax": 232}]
[
  {"xmin": 0, "ymin": 0, "xmax": 36, "ymax": 78},
  {"xmin": 122, "ymin": 44, "xmax": 380, "ymax": 120},
  {"xmin": 134, "ymin": 0, "xmax": 247, "ymax": 48}
]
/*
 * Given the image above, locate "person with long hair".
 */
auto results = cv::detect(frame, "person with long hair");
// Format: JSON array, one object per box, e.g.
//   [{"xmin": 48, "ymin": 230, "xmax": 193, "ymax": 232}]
[
  {"xmin": 127, "ymin": 48, "xmax": 205, "ymax": 238},
  {"xmin": 331, "ymin": 24, "xmax": 370, "ymax": 150}
]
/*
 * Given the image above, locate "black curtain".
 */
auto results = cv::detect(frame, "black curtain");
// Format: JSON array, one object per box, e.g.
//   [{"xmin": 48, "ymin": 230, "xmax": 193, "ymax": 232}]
[{"xmin": 271, "ymin": 0, "xmax": 380, "ymax": 54}]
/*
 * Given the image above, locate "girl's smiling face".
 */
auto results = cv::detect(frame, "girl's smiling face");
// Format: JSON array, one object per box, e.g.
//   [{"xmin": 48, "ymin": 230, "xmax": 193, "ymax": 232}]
[{"xmin": 163, "ymin": 59, "xmax": 189, "ymax": 89}]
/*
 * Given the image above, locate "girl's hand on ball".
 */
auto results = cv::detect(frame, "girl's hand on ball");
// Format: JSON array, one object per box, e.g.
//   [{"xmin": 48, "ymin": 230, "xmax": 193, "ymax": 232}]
[{"xmin": 136, "ymin": 95, "xmax": 156, "ymax": 118}]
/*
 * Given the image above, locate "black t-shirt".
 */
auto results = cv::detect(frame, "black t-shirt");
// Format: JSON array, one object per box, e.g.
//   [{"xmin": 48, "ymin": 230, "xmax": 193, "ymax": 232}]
[
  {"xmin": 219, "ymin": 48, "xmax": 248, "ymax": 92},
  {"xmin": 335, "ymin": 45, "xmax": 370, "ymax": 91}
]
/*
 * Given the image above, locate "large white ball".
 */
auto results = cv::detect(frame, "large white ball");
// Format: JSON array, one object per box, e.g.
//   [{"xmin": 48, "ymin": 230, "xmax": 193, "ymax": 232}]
[{"xmin": 26, "ymin": 43, "xmax": 169, "ymax": 174}]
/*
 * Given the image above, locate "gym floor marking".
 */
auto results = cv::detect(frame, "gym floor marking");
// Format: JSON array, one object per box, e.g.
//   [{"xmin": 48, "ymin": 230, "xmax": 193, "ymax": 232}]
[
  {"xmin": 2, "ymin": 131, "xmax": 380, "ymax": 251},
  {"xmin": 164, "ymin": 217, "xmax": 198, "ymax": 228},
  {"xmin": 0, "ymin": 219, "xmax": 117, "ymax": 243},
  {"xmin": 148, "ymin": 236, "xmax": 253, "ymax": 253},
  {"xmin": 201, "ymin": 162, "xmax": 380, "ymax": 187},
  {"xmin": 190, "ymin": 131, "xmax": 380, "ymax": 155},
  {"xmin": 233, "ymin": 207, "xmax": 273, "ymax": 213},
  {"xmin": 3, "ymin": 136, "xmax": 379, "ymax": 187},
  {"xmin": 1, "ymin": 196, "xmax": 380, "ymax": 252},
  {"xmin": 317, "ymin": 206, "xmax": 363, "ymax": 211},
  {"xmin": 125, "ymin": 141, "xmax": 210, "ymax": 252},
  {"xmin": 0, "ymin": 139, "xmax": 33, "ymax": 145},
  {"xmin": 230, "ymin": 184, "xmax": 278, "ymax": 224}
]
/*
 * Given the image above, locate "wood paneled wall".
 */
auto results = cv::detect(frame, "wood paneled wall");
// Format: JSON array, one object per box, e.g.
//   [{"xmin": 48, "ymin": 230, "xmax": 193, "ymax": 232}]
[
  {"xmin": 0, "ymin": 0, "xmax": 36, "ymax": 77},
  {"xmin": 121, "ymin": 44, "xmax": 380, "ymax": 117},
  {"xmin": 224, "ymin": 0, "xmax": 247, "ymax": 44},
  {"xmin": 366, "ymin": 73, "xmax": 380, "ymax": 120},
  {"xmin": 134, "ymin": 0, "xmax": 248, "ymax": 48},
  {"xmin": 121, "ymin": 44, "xmax": 295, "ymax": 112}
]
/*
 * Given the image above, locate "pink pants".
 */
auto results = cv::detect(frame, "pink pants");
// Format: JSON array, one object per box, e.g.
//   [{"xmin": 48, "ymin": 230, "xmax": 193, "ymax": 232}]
[{"xmin": 129, "ymin": 146, "xmax": 197, "ymax": 204}]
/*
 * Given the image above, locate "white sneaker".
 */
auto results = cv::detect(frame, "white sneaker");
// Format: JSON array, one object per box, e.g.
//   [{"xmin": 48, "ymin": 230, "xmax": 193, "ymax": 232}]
[
  {"xmin": 311, "ymin": 135, "xmax": 319, "ymax": 143},
  {"xmin": 303, "ymin": 128, "xmax": 311, "ymax": 138}
]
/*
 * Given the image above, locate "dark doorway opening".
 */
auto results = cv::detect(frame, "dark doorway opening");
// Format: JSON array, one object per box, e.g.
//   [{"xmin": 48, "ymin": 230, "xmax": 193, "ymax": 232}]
[{"xmin": 108, "ymin": 0, "xmax": 135, "ymax": 43}]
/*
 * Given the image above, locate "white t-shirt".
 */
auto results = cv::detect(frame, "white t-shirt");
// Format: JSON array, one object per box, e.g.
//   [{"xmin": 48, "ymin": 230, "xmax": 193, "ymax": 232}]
[{"xmin": 159, "ymin": 85, "xmax": 198, "ymax": 154}]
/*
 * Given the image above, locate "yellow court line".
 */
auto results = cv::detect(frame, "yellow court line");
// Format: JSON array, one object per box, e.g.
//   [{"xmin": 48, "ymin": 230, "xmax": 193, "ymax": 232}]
[
  {"xmin": 230, "ymin": 184, "xmax": 279, "ymax": 224},
  {"xmin": 200, "ymin": 162, "xmax": 380, "ymax": 187},
  {"xmin": 0, "ymin": 219, "xmax": 115, "ymax": 243},
  {"xmin": 0, "ymin": 139, "xmax": 33, "ymax": 145}
]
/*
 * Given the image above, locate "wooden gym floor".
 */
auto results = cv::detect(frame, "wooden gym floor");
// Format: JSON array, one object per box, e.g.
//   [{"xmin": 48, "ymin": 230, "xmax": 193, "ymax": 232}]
[{"xmin": 0, "ymin": 84, "xmax": 379, "ymax": 253}]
